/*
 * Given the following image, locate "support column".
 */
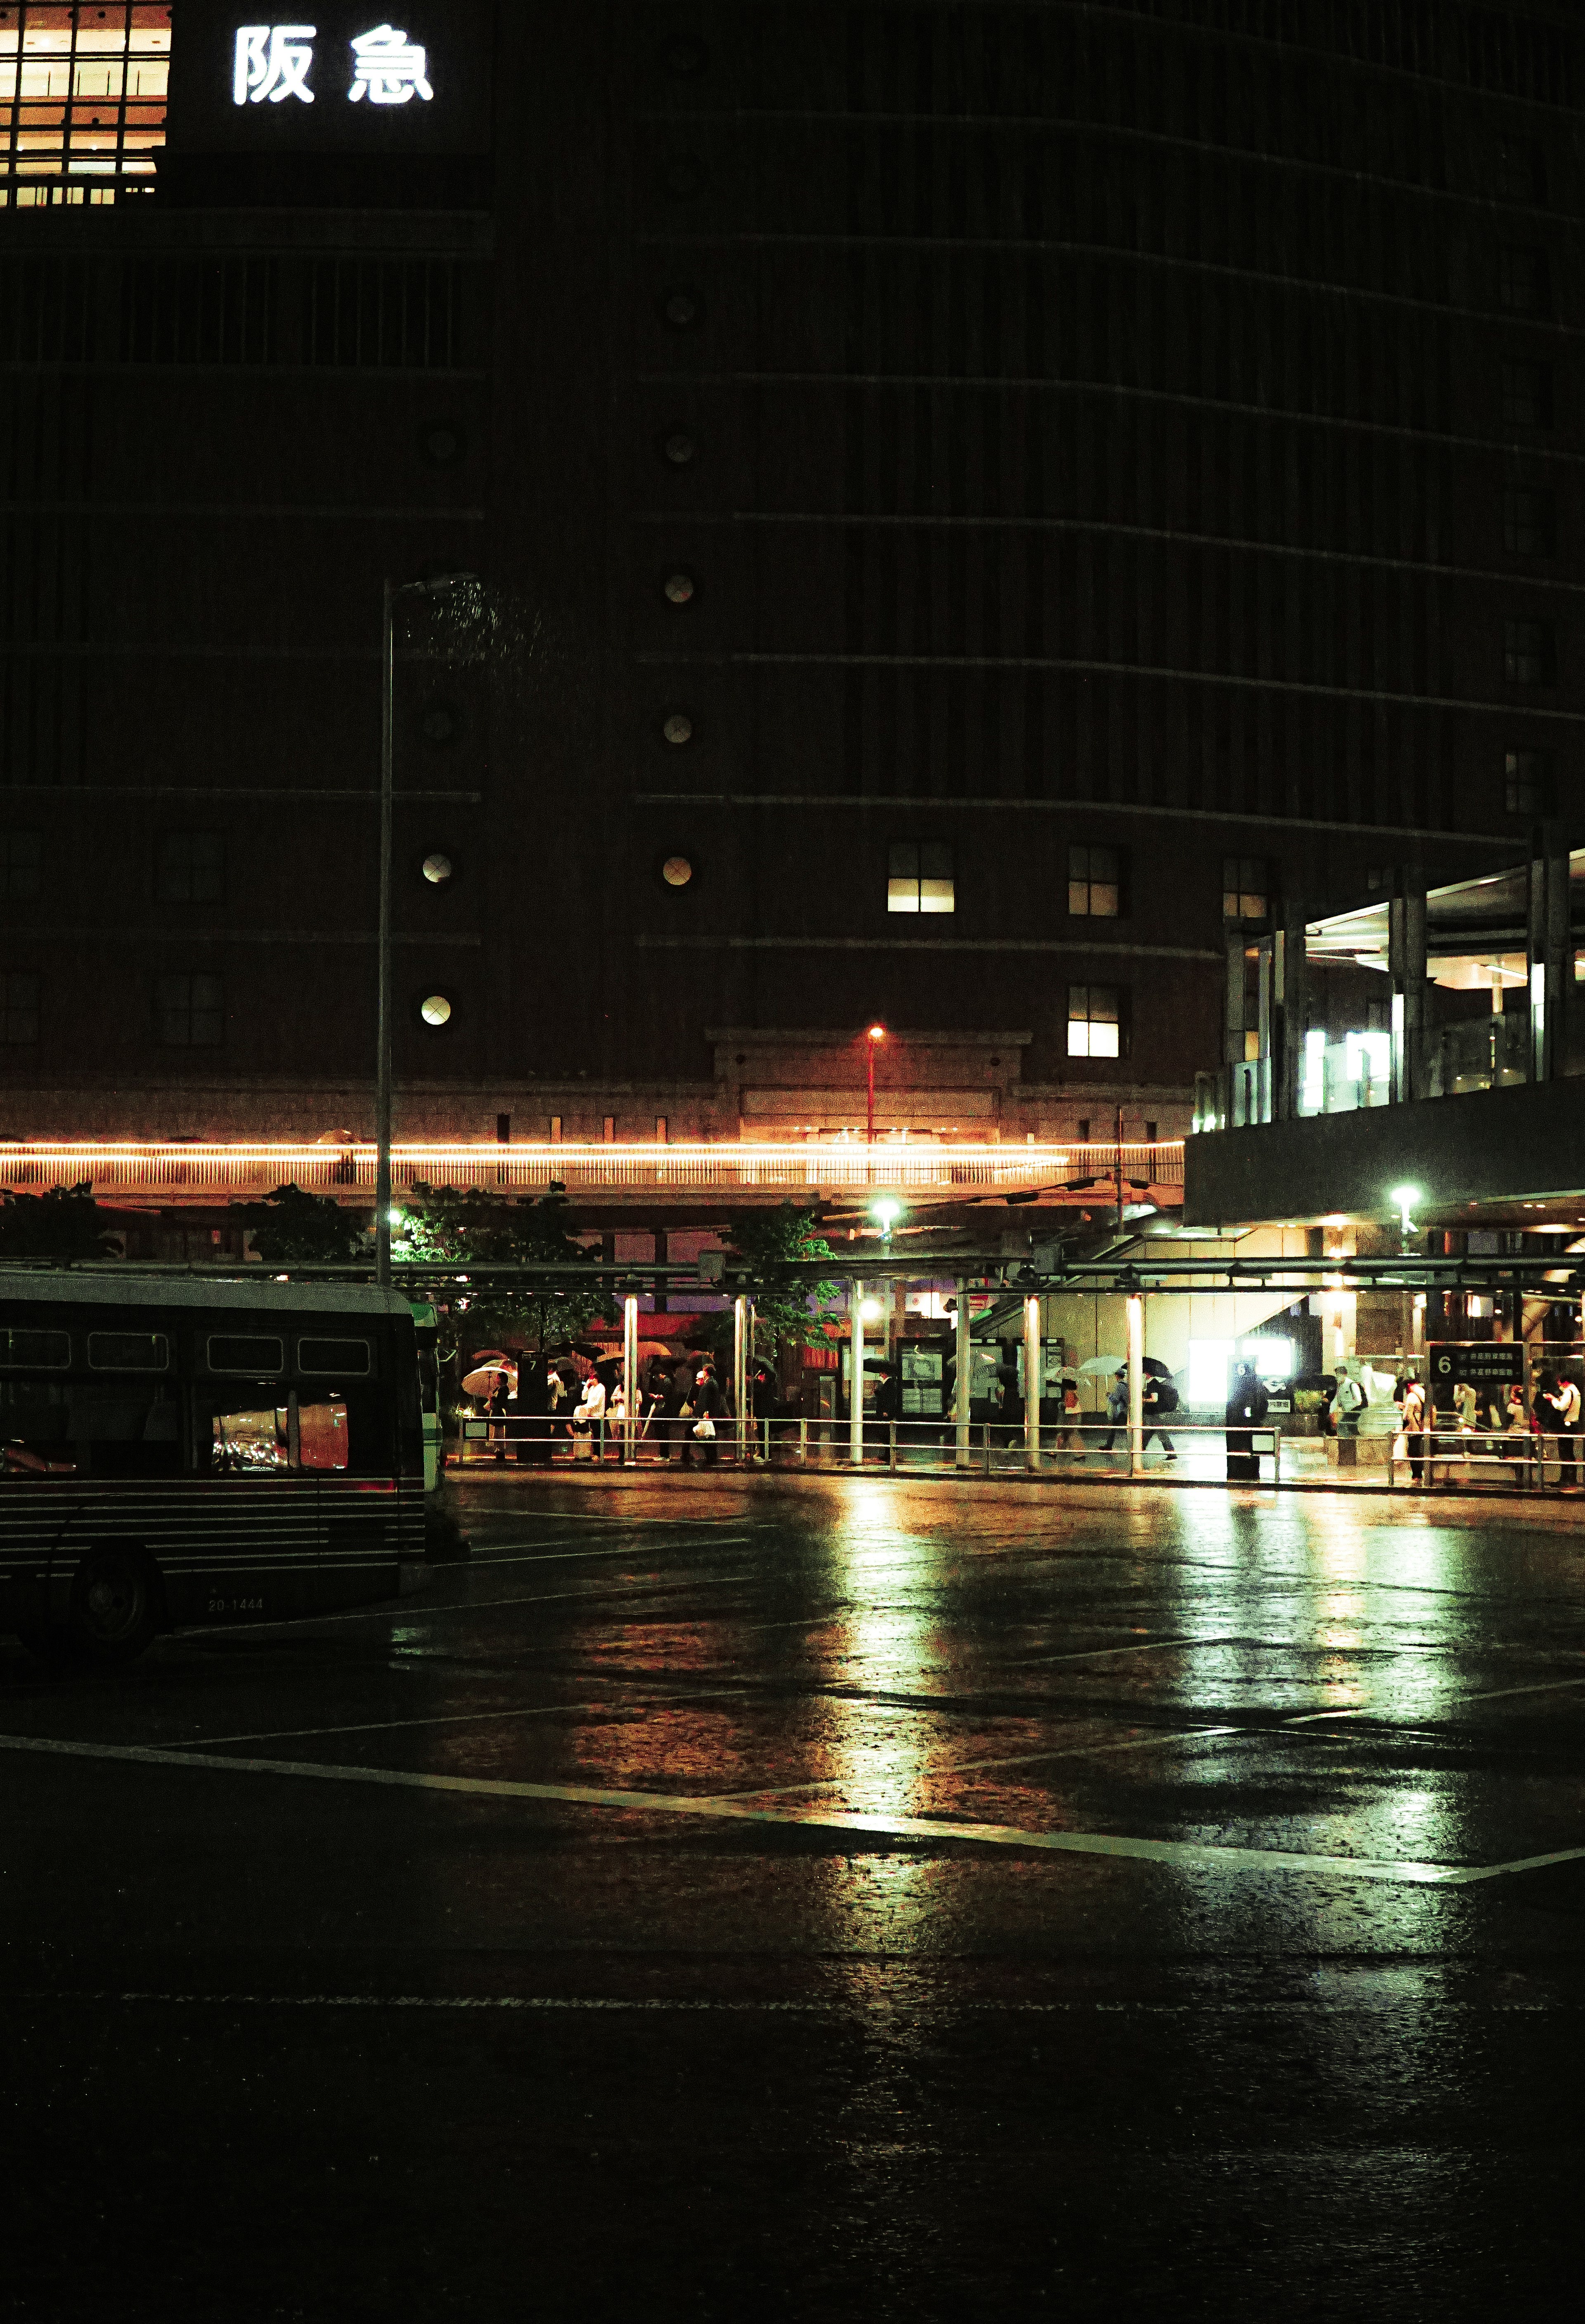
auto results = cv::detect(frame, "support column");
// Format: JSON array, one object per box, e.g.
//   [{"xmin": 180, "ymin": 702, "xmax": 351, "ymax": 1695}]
[
  {"xmin": 955, "ymin": 1277, "xmax": 972, "ymax": 1469},
  {"xmin": 1389, "ymin": 870, "xmax": 1428, "ymax": 1104},
  {"xmin": 1528, "ymin": 840, "xmax": 1571, "ymax": 1083},
  {"xmin": 653, "ymin": 1227, "xmax": 668, "ymax": 1313},
  {"xmin": 622, "ymin": 1294, "xmax": 638, "ymax": 1467},
  {"xmin": 849, "ymin": 1279, "xmax": 865, "ymax": 1468},
  {"xmin": 1127, "ymin": 1293, "xmax": 1144, "ymax": 1477},
  {"xmin": 733, "ymin": 1294, "xmax": 748, "ymax": 1464},
  {"xmin": 1024, "ymin": 1294, "xmax": 1041, "ymax": 1472}
]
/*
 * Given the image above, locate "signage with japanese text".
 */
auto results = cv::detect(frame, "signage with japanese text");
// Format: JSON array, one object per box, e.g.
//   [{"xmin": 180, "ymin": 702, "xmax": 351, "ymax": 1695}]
[{"xmin": 168, "ymin": 0, "xmax": 487, "ymax": 153}]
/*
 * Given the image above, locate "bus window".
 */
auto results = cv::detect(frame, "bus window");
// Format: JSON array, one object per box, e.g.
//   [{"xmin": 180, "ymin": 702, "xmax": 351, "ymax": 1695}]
[
  {"xmin": 69, "ymin": 1384, "xmax": 182, "ymax": 1477},
  {"xmin": 208, "ymin": 1336, "xmax": 285, "ymax": 1375},
  {"xmin": 299, "ymin": 1338, "xmax": 370, "ymax": 1376},
  {"xmin": 0, "ymin": 1375, "xmax": 74, "ymax": 1476},
  {"xmin": 208, "ymin": 1399, "xmax": 290, "ymax": 1474},
  {"xmin": 297, "ymin": 1397, "xmax": 350, "ymax": 1471},
  {"xmin": 88, "ymin": 1331, "xmax": 169, "ymax": 1371},
  {"xmin": 0, "ymin": 1330, "xmax": 70, "ymax": 1370}
]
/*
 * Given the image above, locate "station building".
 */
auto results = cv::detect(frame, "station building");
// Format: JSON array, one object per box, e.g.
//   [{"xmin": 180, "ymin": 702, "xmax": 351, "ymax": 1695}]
[{"xmin": 0, "ymin": 0, "xmax": 1580, "ymax": 1184}]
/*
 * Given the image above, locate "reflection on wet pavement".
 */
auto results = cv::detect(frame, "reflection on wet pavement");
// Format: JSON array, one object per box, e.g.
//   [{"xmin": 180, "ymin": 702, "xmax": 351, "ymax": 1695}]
[{"xmin": 7, "ymin": 1474, "xmax": 1585, "ymax": 2319}]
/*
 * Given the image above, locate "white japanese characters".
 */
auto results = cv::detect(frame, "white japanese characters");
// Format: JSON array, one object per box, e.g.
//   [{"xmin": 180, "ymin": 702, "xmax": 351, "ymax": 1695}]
[
  {"xmin": 231, "ymin": 24, "xmax": 435, "ymax": 108},
  {"xmin": 349, "ymin": 24, "xmax": 434, "ymax": 103},
  {"xmin": 234, "ymin": 24, "xmax": 318, "ymax": 106}
]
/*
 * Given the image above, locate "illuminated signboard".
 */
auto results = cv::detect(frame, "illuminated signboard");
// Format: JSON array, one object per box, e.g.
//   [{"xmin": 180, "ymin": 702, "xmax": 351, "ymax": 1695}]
[{"xmin": 167, "ymin": 0, "xmax": 485, "ymax": 153}]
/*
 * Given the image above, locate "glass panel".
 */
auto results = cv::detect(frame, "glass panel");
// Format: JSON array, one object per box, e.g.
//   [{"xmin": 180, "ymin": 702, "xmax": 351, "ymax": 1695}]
[
  {"xmin": 208, "ymin": 1334, "xmax": 284, "ymax": 1373},
  {"xmin": 1068, "ymin": 880, "xmax": 1091, "ymax": 915},
  {"xmin": 918, "ymin": 877, "xmax": 954, "ymax": 913},
  {"xmin": 207, "ymin": 1400, "xmax": 290, "ymax": 1474},
  {"xmin": 0, "ymin": 1329, "xmax": 69, "ymax": 1368},
  {"xmin": 0, "ymin": 1374, "xmax": 74, "ymax": 1475},
  {"xmin": 1089, "ymin": 882, "xmax": 1119, "ymax": 917},
  {"xmin": 298, "ymin": 1337, "xmax": 370, "ymax": 1375},
  {"xmin": 298, "ymin": 1397, "xmax": 350, "ymax": 1471},
  {"xmin": 887, "ymin": 878, "xmax": 919, "ymax": 912},
  {"xmin": 88, "ymin": 1331, "xmax": 168, "ymax": 1371}
]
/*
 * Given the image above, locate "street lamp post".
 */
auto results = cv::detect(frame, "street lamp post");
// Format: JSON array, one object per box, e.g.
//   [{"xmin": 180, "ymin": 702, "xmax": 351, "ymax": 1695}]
[
  {"xmin": 865, "ymin": 1023, "xmax": 885, "ymax": 1178},
  {"xmin": 376, "ymin": 571, "xmax": 478, "ymax": 1288}
]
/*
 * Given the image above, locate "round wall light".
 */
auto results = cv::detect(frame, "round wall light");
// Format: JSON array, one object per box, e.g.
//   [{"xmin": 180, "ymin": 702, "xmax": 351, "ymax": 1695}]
[
  {"xmin": 421, "ymin": 853, "xmax": 453, "ymax": 886},
  {"xmin": 662, "ymin": 855, "xmax": 693, "ymax": 887},
  {"xmin": 420, "ymin": 995, "xmax": 453, "ymax": 1028},
  {"xmin": 662, "ymin": 713, "xmax": 693, "ymax": 745},
  {"xmin": 664, "ymin": 572, "xmax": 696, "ymax": 604}
]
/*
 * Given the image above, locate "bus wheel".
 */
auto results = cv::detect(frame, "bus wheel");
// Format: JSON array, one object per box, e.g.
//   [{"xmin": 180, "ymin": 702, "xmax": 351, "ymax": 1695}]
[{"xmin": 67, "ymin": 1547, "xmax": 161, "ymax": 1665}]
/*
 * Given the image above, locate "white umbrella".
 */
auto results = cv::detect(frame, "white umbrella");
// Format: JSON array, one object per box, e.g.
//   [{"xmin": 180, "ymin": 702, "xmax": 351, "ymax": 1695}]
[
  {"xmin": 461, "ymin": 1360, "xmax": 517, "ymax": 1398},
  {"xmin": 1078, "ymin": 1355, "xmax": 1127, "ymax": 1375}
]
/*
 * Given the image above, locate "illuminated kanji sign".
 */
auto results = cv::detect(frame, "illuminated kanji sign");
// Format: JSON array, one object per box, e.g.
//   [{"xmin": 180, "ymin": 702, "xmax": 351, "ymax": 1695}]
[
  {"xmin": 233, "ymin": 24, "xmax": 319, "ymax": 105},
  {"xmin": 231, "ymin": 23, "xmax": 434, "ymax": 108},
  {"xmin": 348, "ymin": 24, "xmax": 434, "ymax": 103}
]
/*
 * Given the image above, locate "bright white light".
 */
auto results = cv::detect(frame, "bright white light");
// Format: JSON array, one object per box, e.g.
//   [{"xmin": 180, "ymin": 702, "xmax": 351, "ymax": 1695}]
[
  {"xmin": 348, "ymin": 24, "xmax": 433, "ymax": 104},
  {"xmin": 871, "ymin": 1199, "xmax": 901, "ymax": 1227},
  {"xmin": 1188, "ymin": 1338, "xmax": 1232, "ymax": 1406},
  {"xmin": 386, "ymin": 1208, "xmax": 404, "ymax": 1227},
  {"xmin": 234, "ymin": 25, "xmax": 317, "ymax": 106},
  {"xmin": 1389, "ymin": 1185, "xmax": 1421, "ymax": 1210},
  {"xmin": 860, "ymin": 1298, "xmax": 882, "ymax": 1321},
  {"xmin": 1240, "ymin": 1336, "xmax": 1292, "ymax": 1379}
]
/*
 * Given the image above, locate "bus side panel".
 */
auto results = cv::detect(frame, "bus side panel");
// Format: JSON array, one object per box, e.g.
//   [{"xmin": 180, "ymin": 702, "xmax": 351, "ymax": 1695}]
[
  {"xmin": 0, "ymin": 1477, "xmax": 321, "ymax": 1628},
  {"xmin": 316, "ymin": 1476, "xmax": 425, "ymax": 1611}
]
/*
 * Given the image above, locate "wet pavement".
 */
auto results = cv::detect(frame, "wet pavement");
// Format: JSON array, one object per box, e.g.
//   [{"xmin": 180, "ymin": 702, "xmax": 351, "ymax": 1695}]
[{"xmin": 7, "ymin": 1474, "xmax": 1585, "ymax": 2320}]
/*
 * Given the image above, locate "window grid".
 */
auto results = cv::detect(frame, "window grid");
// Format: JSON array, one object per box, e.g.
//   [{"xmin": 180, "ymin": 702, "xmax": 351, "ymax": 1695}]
[
  {"xmin": 1502, "ymin": 360, "xmax": 1553, "ymax": 429},
  {"xmin": 1067, "ymin": 985, "xmax": 1122, "ymax": 1061},
  {"xmin": 1223, "ymin": 855, "xmax": 1270, "ymax": 921},
  {"xmin": 156, "ymin": 973, "xmax": 223, "ymax": 1048},
  {"xmin": 1503, "ymin": 488, "xmax": 1556, "ymax": 557},
  {"xmin": 1505, "ymin": 749, "xmax": 1555, "ymax": 816},
  {"xmin": 1500, "ymin": 246, "xmax": 1550, "ymax": 316},
  {"xmin": 156, "ymin": 831, "xmax": 225, "ymax": 905},
  {"xmin": 887, "ymin": 841, "xmax": 955, "ymax": 914},
  {"xmin": 0, "ymin": 3, "xmax": 169, "ymax": 201},
  {"xmin": 1067, "ymin": 844, "xmax": 1121, "ymax": 918},
  {"xmin": 0, "ymin": 971, "xmax": 38, "ymax": 1044},
  {"xmin": 1505, "ymin": 618, "xmax": 1556, "ymax": 686},
  {"xmin": 1, "ymin": 830, "xmax": 40, "ymax": 899}
]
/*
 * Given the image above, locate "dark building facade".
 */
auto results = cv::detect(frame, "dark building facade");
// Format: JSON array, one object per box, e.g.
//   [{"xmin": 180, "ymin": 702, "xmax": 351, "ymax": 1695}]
[{"xmin": 2, "ymin": 0, "xmax": 1580, "ymax": 1149}]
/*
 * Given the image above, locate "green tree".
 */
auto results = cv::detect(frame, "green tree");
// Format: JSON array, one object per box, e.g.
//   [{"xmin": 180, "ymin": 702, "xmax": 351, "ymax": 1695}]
[
  {"xmin": 721, "ymin": 1204, "xmax": 844, "ymax": 1358},
  {"xmin": 401, "ymin": 1181, "xmax": 616, "ymax": 1353},
  {"xmin": 0, "ymin": 1180, "xmax": 118, "ymax": 1262},
  {"xmin": 233, "ymin": 1182, "xmax": 367, "ymax": 1264}
]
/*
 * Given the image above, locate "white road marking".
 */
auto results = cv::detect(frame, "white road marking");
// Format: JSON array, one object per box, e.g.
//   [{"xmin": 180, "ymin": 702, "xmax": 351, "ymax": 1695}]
[
  {"xmin": 711, "ymin": 1724, "xmax": 1245, "ymax": 1802},
  {"xmin": 182, "ymin": 1570, "xmax": 759, "ymax": 1638},
  {"xmin": 0, "ymin": 1730, "xmax": 1479, "ymax": 1886},
  {"xmin": 1009, "ymin": 1638, "xmax": 1195, "ymax": 1667},
  {"xmin": 180, "ymin": 1683, "xmax": 752, "ymax": 1749},
  {"xmin": 464, "ymin": 1538, "xmax": 752, "ymax": 1567}
]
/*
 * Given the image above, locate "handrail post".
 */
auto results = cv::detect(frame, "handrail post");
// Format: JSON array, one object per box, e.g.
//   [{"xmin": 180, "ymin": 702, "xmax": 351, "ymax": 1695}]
[
  {"xmin": 622, "ymin": 1294, "xmax": 638, "ymax": 1467},
  {"xmin": 1024, "ymin": 1292, "xmax": 1041, "ymax": 1473},
  {"xmin": 849, "ymin": 1277, "xmax": 865, "ymax": 1467},
  {"xmin": 955, "ymin": 1275, "xmax": 972, "ymax": 1468},
  {"xmin": 1127, "ymin": 1292, "xmax": 1144, "ymax": 1476}
]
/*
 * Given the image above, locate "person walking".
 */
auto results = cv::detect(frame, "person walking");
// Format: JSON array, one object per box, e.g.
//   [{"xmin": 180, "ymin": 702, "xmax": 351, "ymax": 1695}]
[
  {"xmin": 1141, "ymin": 1370, "xmax": 1178, "ymax": 1463},
  {"xmin": 1330, "ymin": 1362, "xmax": 1367, "ymax": 1438},
  {"xmin": 1225, "ymin": 1361, "xmax": 1268, "ymax": 1482},
  {"xmin": 1502, "ymin": 1380, "xmax": 1534, "ymax": 1488},
  {"xmin": 1097, "ymin": 1367, "xmax": 1129, "ymax": 1456},
  {"xmin": 657, "ymin": 1354, "xmax": 695, "ymax": 1463},
  {"xmin": 1540, "ymin": 1371, "xmax": 1582, "ymax": 1489},
  {"xmin": 1398, "ymin": 1372, "xmax": 1426, "ymax": 1488},
  {"xmin": 681, "ymin": 1360, "xmax": 728, "ymax": 1470}
]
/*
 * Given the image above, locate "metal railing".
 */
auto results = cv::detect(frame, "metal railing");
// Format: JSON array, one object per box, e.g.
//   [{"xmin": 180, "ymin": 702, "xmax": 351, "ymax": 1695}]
[{"xmin": 0, "ymin": 1137, "xmax": 1184, "ymax": 1203}]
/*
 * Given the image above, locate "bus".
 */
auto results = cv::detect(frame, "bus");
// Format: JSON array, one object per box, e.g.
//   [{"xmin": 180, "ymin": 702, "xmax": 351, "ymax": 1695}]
[{"xmin": 0, "ymin": 1272, "xmax": 426, "ymax": 1663}]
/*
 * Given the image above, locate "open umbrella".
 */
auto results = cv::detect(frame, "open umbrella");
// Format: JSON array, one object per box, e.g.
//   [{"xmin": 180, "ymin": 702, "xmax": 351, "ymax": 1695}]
[
  {"xmin": 461, "ymin": 1359, "xmax": 517, "ymax": 1398},
  {"xmin": 1077, "ymin": 1354, "xmax": 1173, "ymax": 1378}
]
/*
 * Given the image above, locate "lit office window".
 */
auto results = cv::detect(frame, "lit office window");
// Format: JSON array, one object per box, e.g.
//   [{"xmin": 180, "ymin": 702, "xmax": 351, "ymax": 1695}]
[
  {"xmin": 0, "ymin": 831, "xmax": 40, "ymax": 899},
  {"xmin": 1223, "ymin": 856, "xmax": 1270, "ymax": 921},
  {"xmin": 1503, "ymin": 489, "xmax": 1556, "ymax": 557},
  {"xmin": 0, "ymin": 4, "xmax": 170, "ymax": 203},
  {"xmin": 887, "ymin": 841, "xmax": 954, "ymax": 913},
  {"xmin": 1505, "ymin": 618, "xmax": 1556, "ymax": 686},
  {"xmin": 1067, "ymin": 985, "xmax": 1122, "ymax": 1059},
  {"xmin": 0, "ymin": 973, "xmax": 39, "ymax": 1044},
  {"xmin": 1505, "ymin": 749, "xmax": 1555, "ymax": 815},
  {"xmin": 156, "ymin": 832, "xmax": 224, "ymax": 904},
  {"xmin": 1067, "ymin": 845, "xmax": 1121, "ymax": 917},
  {"xmin": 156, "ymin": 973, "xmax": 223, "ymax": 1047}
]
